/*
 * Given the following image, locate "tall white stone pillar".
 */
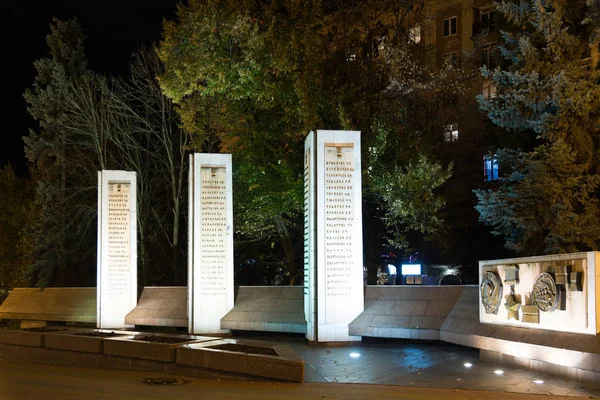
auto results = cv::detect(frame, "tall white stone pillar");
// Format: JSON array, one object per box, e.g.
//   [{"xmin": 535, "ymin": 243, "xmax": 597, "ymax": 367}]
[
  {"xmin": 304, "ymin": 130, "xmax": 364, "ymax": 342},
  {"xmin": 97, "ymin": 170, "xmax": 137, "ymax": 329},
  {"xmin": 188, "ymin": 153, "xmax": 234, "ymax": 333}
]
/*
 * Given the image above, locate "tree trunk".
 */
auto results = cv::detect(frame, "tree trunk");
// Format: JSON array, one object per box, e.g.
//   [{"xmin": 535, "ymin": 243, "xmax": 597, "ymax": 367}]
[
  {"xmin": 275, "ymin": 217, "xmax": 298, "ymax": 285},
  {"xmin": 172, "ymin": 200, "xmax": 181, "ymax": 285}
]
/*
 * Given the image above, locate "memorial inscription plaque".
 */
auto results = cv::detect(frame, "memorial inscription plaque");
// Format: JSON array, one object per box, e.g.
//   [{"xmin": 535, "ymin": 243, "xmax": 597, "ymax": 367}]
[
  {"xmin": 188, "ymin": 154, "xmax": 234, "ymax": 334},
  {"xmin": 106, "ymin": 183, "xmax": 131, "ymax": 301},
  {"xmin": 304, "ymin": 130, "xmax": 363, "ymax": 342},
  {"xmin": 324, "ymin": 143, "xmax": 356, "ymax": 304},
  {"xmin": 199, "ymin": 166, "xmax": 228, "ymax": 297},
  {"xmin": 97, "ymin": 170, "xmax": 137, "ymax": 329}
]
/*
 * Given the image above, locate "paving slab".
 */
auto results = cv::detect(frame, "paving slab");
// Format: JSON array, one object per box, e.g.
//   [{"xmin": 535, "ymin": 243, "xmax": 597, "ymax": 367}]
[{"xmin": 0, "ymin": 361, "xmax": 595, "ymax": 400}]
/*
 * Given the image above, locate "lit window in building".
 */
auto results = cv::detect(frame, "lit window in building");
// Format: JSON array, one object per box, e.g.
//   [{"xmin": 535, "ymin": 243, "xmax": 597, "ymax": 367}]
[
  {"xmin": 443, "ymin": 16, "xmax": 457, "ymax": 37},
  {"xmin": 483, "ymin": 154, "xmax": 499, "ymax": 181},
  {"xmin": 480, "ymin": 9, "xmax": 496, "ymax": 32},
  {"xmin": 409, "ymin": 24, "xmax": 421, "ymax": 43},
  {"xmin": 482, "ymin": 80, "xmax": 497, "ymax": 99},
  {"xmin": 444, "ymin": 123, "xmax": 459, "ymax": 142},
  {"xmin": 347, "ymin": 53, "xmax": 356, "ymax": 62}
]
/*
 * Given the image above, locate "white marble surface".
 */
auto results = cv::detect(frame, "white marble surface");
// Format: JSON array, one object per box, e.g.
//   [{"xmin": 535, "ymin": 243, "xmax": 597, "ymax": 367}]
[
  {"xmin": 479, "ymin": 252, "xmax": 599, "ymax": 334},
  {"xmin": 97, "ymin": 170, "xmax": 137, "ymax": 329},
  {"xmin": 188, "ymin": 154, "xmax": 234, "ymax": 334},
  {"xmin": 304, "ymin": 130, "xmax": 364, "ymax": 342}
]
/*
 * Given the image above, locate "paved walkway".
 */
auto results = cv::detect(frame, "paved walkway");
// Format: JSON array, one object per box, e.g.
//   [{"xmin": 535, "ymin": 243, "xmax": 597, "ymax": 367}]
[
  {"xmin": 274, "ymin": 337, "xmax": 599, "ymax": 398},
  {"xmin": 2, "ymin": 331, "xmax": 599, "ymax": 398},
  {"xmin": 0, "ymin": 361, "xmax": 595, "ymax": 400}
]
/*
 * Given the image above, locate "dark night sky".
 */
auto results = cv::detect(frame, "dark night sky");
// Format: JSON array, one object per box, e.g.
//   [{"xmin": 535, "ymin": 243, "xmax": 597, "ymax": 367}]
[{"xmin": 0, "ymin": 0, "xmax": 179, "ymax": 175}]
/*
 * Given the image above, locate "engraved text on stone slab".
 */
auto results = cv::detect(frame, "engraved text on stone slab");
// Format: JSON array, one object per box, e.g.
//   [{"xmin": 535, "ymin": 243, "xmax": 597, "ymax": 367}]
[
  {"xmin": 200, "ymin": 167, "xmax": 227, "ymax": 296},
  {"xmin": 107, "ymin": 183, "xmax": 130, "ymax": 301},
  {"xmin": 324, "ymin": 144, "xmax": 357, "ymax": 321}
]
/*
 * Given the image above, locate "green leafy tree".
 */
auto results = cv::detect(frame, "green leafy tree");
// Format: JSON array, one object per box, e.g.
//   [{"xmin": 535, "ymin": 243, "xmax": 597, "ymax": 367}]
[
  {"xmin": 0, "ymin": 166, "xmax": 35, "ymax": 292},
  {"xmin": 159, "ymin": 0, "xmax": 322, "ymax": 283},
  {"xmin": 368, "ymin": 130, "xmax": 452, "ymax": 249},
  {"xmin": 159, "ymin": 0, "xmax": 478, "ymax": 281},
  {"xmin": 476, "ymin": 143, "xmax": 600, "ymax": 254},
  {"xmin": 475, "ymin": 0, "xmax": 600, "ymax": 255}
]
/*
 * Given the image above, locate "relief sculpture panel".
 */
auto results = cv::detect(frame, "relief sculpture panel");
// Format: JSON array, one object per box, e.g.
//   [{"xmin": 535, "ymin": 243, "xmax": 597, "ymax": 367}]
[
  {"xmin": 481, "ymin": 271, "xmax": 503, "ymax": 315},
  {"xmin": 532, "ymin": 272, "xmax": 559, "ymax": 312}
]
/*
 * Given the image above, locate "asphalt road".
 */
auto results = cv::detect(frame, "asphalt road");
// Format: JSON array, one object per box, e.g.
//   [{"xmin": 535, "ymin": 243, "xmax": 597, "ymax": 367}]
[{"xmin": 0, "ymin": 362, "xmax": 593, "ymax": 400}]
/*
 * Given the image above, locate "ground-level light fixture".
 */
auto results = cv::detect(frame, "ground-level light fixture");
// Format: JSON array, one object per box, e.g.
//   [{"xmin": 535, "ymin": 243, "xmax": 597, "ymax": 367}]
[
  {"xmin": 349, "ymin": 352, "xmax": 361, "ymax": 358},
  {"xmin": 463, "ymin": 362, "xmax": 473, "ymax": 368},
  {"xmin": 493, "ymin": 369, "xmax": 504, "ymax": 375}
]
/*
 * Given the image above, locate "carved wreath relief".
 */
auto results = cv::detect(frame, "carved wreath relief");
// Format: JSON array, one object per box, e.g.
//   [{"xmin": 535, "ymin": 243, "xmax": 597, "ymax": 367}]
[
  {"xmin": 532, "ymin": 272, "xmax": 559, "ymax": 312},
  {"xmin": 481, "ymin": 271, "xmax": 503, "ymax": 315}
]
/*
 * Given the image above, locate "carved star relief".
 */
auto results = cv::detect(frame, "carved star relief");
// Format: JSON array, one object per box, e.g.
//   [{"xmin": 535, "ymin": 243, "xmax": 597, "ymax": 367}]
[{"xmin": 504, "ymin": 293, "xmax": 521, "ymax": 321}]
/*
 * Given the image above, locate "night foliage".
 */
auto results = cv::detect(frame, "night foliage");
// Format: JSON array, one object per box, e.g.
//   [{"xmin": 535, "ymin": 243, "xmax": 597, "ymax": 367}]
[{"xmin": 474, "ymin": 0, "xmax": 600, "ymax": 255}]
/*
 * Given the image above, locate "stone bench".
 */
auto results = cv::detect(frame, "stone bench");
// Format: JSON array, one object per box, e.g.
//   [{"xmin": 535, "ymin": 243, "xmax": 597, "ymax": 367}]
[
  {"xmin": 0, "ymin": 288, "xmax": 96, "ymax": 328},
  {"xmin": 221, "ymin": 286, "xmax": 306, "ymax": 333},
  {"xmin": 124, "ymin": 287, "xmax": 187, "ymax": 328}
]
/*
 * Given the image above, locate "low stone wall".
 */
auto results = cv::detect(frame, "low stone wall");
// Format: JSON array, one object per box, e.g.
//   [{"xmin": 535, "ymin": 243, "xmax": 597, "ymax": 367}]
[
  {"xmin": 349, "ymin": 286, "xmax": 465, "ymax": 340},
  {"xmin": 124, "ymin": 287, "xmax": 187, "ymax": 327},
  {"xmin": 0, "ymin": 329, "xmax": 304, "ymax": 382},
  {"xmin": 348, "ymin": 285, "xmax": 600, "ymax": 383},
  {"xmin": 0, "ymin": 288, "xmax": 96, "ymax": 325},
  {"xmin": 3, "ymin": 284, "xmax": 598, "ymax": 383},
  {"xmin": 440, "ymin": 286, "xmax": 600, "ymax": 383},
  {"xmin": 177, "ymin": 339, "xmax": 304, "ymax": 381},
  {"xmin": 221, "ymin": 286, "xmax": 306, "ymax": 333}
]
